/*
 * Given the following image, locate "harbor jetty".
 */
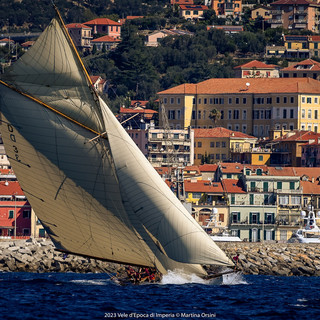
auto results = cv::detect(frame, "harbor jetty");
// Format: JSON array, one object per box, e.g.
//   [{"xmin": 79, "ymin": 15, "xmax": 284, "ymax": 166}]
[{"xmin": 1, "ymin": 238, "xmax": 320, "ymax": 276}]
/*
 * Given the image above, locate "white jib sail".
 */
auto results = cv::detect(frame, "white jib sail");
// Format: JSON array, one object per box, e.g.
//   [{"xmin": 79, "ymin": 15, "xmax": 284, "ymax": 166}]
[{"xmin": 101, "ymin": 98, "xmax": 233, "ymax": 268}]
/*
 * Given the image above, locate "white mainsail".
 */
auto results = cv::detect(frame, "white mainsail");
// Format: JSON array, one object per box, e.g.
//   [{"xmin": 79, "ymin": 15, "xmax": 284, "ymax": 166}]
[{"xmin": 0, "ymin": 10, "xmax": 233, "ymax": 276}]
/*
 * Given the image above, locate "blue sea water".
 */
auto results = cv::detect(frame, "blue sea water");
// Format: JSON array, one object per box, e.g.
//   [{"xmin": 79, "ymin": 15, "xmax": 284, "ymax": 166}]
[{"xmin": 1, "ymin": 271, "xmax": 320, "ymax": 320}]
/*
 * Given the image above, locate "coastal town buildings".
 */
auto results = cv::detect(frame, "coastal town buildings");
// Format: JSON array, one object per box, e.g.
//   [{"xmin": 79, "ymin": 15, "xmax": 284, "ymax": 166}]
[
  {"xmin": 281, "ymin": 59, "xmax": 320, "ymax": 79},
  {"xmin": 210, "ymin": 0, "xmax": 242, "ymax": 17},
  {"xmin": 269, "ymin": 0, "xmax": 320, "ymax": 33},
  {"xmin": 91, "ymin": 35, "xmax": 121, "ymax": 51},
  {"xmin": 158, "ymin": 78, "xmax": 320, "ymax": 138},
  {"xmin": 147, "ymin": 128, "xmax": 194, "ymax": 167},
  {"xmin": 234, "ymin": 60, "xmax": 280, "ymax": 78},
  {"xmin": 66, "ymin": 23, "xmax": 92, "ymax": 52},
  {"xmin": 83, "ymin": 18, "xmax": 121, "ymax": 39},
  {"xmin": 0, "ymin": 181, "xmax": 31, "ymax": 239},
  {"xmin": 178, "ymin": 4, "xmax": 209, "ymax": 20},
  {"xmin": 193, "ymin": 127, "xmax": 257, "ymax": 165},
  {"xmin": 269, "ymin": 130, "xmax": 320, "ymax": 166}
]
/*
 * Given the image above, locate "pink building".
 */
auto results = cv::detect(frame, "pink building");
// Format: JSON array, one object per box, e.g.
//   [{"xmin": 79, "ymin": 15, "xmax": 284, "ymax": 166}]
[
  {"xmin": 0, "ymin": 181, "xmax": 31, "ymax": 239},
  {"xmin": 84, "ymin": 18, "xmax": 121, "ymax": 39},
  {"xmin": 126, "ymin": 129, "xmax": 149, "ymax": 156}
]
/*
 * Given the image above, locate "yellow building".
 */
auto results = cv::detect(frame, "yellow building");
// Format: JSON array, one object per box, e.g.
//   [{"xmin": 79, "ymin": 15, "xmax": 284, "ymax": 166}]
[
  {"xmin": 193, "ymin": 127, "xmax": 257, "ymax": 165},
  {"xmin": 179, "ymin": 4, "xmax": 208, "ymax": 20},
  {"xmin": 158, "ymin": 78, "xmax": 320, "ymax": 138}
]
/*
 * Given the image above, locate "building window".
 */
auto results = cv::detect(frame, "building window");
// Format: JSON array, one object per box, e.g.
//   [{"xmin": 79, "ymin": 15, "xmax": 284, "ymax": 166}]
[
  {"xmin": 204, "ymin": 98, "xmax": 207, "ymax": 104},
  {"xmin": 290, "ymin": 109, "xmax": 294, "ymax": 118},
  {"xmin": 302, "ymin": 97, "xmax": 306, "ymax": 103},
  {"xmin": 228, "ymin": 110, "xmax": 232, "ymax": 120},
  {"xmin": 170, "ymin": 98, "xmax": 174, "ymax": 104},
  {"xmin": 8, "ymin": 210, "xmax": 14, "ymax": 219},
  {"xmin": 316, "ymin": 110, "xmax": 318, "ymax": 119},
  {"xmin": 250, "ymin": 194, "xmax": 254, "ymax": 205},
  {"xmin": 168, "ymin": 110, "xmax": 175, "ymax": 119},
  {"xmin": 228, "ymin": 98, "xmax": 232, "ymax": 104},
  {"xmin": 259, "ymin": 155, "xmax": 263, "ymax": 161},
  {"xmin": 290, "ymin": 97, "xmax": 294, "ymax": 103},
  {"xmin": 243, "ymin": 98, "xmax": 247, "ymax": 104},
  {"xmin": 307, "ymin": 97, "xmax": 312, "ymax": 104},
  {"xmin": 277, "ymin": 181, "xmax": 282, "ymax": 190},
  {"xmin": 290, "ymin": 181, "xmax": 295, "ymax": 190},
  {"xmin": 243, "ymin": 110, "xmax": 247, "ymax": 120},
  {"xmin": 302, "ymin": 109, "xmax": 305, "ymax": 119},
  {"xmin": 308, "ymin": 109, "xmax": 312, "ymax": 119},
  {"xmin": 276, "ymin": 97, "xmax": 280, "ymax": 103},
  {"xmin": 210, "ymin": 142, "xmax": 214, "ymax": 148},
  {"xmin": 234, "ymin": 110, "xmax": 239, "ymax": 119},
  {"xmin": 198, "ymin": 142, "xmax": 202, "ymax": 147},
  {"xmin": 232, "ymin": 212, "xmax": 240, "ymax": 223},
  {"xmin": 283, "ymin": 109, "xmax": 287, "ymax": 119},
  {"xmin": 216, "ymin": 142, "xmax": 220, "ymax": 148}
]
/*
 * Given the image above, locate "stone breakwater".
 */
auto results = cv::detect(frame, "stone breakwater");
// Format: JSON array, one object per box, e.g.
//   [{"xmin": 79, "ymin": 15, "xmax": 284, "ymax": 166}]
[
  {"xmin": 0, "ymin": 238, "xmax": 118, "ymax": 274},
  {"xmin": 217, "ymin": 242, "xmax": 320, "ymax": 277},
  {"xmin": 1, "ymin": 238, "xmax": 320, "ymax": 276}
]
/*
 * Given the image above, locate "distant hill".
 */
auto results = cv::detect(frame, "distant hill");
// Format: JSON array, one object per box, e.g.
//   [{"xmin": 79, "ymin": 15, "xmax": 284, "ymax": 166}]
[{"xmin": 0, "ymin": 0, "xmax": 168, "ymax": 32}]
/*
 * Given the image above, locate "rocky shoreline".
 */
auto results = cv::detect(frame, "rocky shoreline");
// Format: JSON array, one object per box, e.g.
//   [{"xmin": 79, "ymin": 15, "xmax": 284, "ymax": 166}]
[
  {"xmin": 1, "ymin": 238, "xmax": 320, "ymax": 277},
  {"xmin": 218, "ymin": 242, "xmax": 320, "ymax": 277}
]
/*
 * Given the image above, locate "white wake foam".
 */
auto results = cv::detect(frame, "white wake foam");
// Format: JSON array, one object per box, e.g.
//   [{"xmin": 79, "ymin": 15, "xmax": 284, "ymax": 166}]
[{"xmin": 160, "ymin": 270, "xmax": 247, "ymax": 285}]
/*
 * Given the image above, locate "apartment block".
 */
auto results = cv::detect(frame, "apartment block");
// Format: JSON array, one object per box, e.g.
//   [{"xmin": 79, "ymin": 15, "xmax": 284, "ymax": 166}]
[
  {"xmin": 158, "ymin": 78, "xmax": 320, "ymax": 139},
  {"xmin": 147, "ymin": 128, "xmax": 194, "ymax": 167},
  {"xmin": 269, "ymin": 0, "xmax": 320, "ymax": 33}
]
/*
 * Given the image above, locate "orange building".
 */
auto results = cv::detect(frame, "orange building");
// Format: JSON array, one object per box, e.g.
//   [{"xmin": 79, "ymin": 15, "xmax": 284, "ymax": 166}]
[{"xmin": 211, "ymin": 0, "xmax": 242, "ymax": 17}]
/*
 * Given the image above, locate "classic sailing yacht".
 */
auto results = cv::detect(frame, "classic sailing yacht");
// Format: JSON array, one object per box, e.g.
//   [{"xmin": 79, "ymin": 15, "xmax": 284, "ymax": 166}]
[{"xmin": 0, "ymin": 7, "xmax": 233, "ymax": 281}]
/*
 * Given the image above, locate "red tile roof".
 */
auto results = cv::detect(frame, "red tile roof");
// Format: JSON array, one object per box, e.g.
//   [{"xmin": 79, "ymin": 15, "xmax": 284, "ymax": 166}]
[
  {"xmin": 179, "ymin": 4, "xmax": 208, "ymax": 10},
  {"xmin": 0, "ymin": 181, "xmax": 24, "ymax": 196},
  {"xmin": 194, "ymin": 127, "xmax": 256, "ymax": 139},
  {"xmin": 126, "ymin": 16, "xmax": 144, "ymax": 20},
  {"xmin": 66, "ymin": 23, "xmax": 91, "ymax": 29},
  {"xmin": 220, "ymin": 163, "xmax": 244, "ymax": 173},
  {"xmin": 91, "ymin": 35, "xmax": 121, "ymax": 43},
  {"xmin": 301, "ymin": 180, "xmax": 320, "ymax": 194},
  {"xmin": 282, "ymin": 59, "xmax": 320, "ymax": 71},
  {"xmin": 199, "ymin": 164, "xmax": 218, "ymax": 172},
  {"xmin": 267, "ymin": 167, "xmax": 297, "ymax": 177},
  {"xmin": 272, "ymin": 130, "xmax": 320, "ymax": 142},
  {"xmin": 158, "ymin": 78, "xmax": 320, "ymax": 95},
  {"xmin": 271, "ymin": 0, "xmax": 320, "ymax": 6},
  {"xmin": 184, "ymin": 166, "xmax": 201, "ymax": 174},
  {"xmin": 292, "ymin": 167, "xmax": 320, "ymax": 180},
  {"xmin": 119, "ymin": 107, "xmax": 157, "ymax": 115},
  {"xmin": 184, "ymin": 180, "xmax": 223, "ymax": 193},
  {"xmin": 84, "ymin": 18, "xmax": 122, "ymax": 26},
  {"xmin": 21, "ymin": 41, "xmax": 35, "ymax": 47},
  {"xmin": 234, "ymin": 60, "xmax": 277, "ymax": 70},
  {"xmin": 222, "ymin": 179, "xmax": 246, "ymax": 193}
]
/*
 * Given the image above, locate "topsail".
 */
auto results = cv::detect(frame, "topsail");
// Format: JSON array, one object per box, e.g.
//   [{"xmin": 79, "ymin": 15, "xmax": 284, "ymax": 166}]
[{"xmin": 0, "ymin": 9, "xmax": 233, "ymax": 276}]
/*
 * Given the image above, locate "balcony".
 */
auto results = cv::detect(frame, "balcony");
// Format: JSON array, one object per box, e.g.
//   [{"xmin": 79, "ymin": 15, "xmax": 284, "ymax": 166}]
[{"xmin": 268, "ymin": 19, "xmax": 283, "ymax": 24}]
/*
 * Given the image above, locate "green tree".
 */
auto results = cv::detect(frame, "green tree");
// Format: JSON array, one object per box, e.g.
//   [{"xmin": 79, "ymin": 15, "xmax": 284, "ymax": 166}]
[{"xmin": 209, "ymin": 108, "xmax": 221, "ymax": 127}]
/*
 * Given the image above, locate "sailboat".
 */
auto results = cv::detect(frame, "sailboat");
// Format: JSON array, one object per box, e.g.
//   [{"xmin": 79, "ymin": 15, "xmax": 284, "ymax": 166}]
[{"xmin": 0, "ymin": 6, "xmax": 234, "ymax": 282}]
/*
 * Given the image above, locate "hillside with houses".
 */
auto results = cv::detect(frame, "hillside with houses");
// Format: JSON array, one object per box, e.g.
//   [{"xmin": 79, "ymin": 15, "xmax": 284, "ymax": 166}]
[{"xmin": 2, "ymin": 0, "xmax": 320, "ymax": 243}]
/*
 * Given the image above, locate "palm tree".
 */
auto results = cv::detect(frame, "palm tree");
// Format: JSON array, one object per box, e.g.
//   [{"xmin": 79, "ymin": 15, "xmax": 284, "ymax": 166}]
[{"xmin": 208, "ymin": 108, "xmax": 221, "ymax": 127}]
